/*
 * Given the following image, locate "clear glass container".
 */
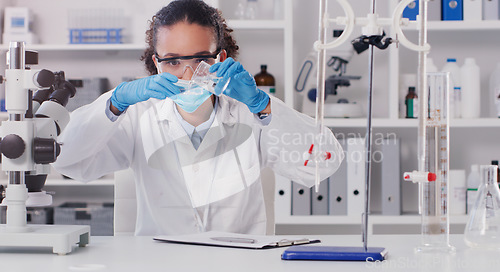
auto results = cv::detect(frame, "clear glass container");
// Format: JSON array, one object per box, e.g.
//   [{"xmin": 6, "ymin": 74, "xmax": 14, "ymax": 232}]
[
  {"xmin": 188, "ymin": 61, "xmax": 230, "ymax": 96},
  {"xmin": 464, "ymin": 165, "xmax": 500, "ymax": 249},
  {"xmin": 417, "ymin": 72, "xmax": 455, "ymax": 253}
]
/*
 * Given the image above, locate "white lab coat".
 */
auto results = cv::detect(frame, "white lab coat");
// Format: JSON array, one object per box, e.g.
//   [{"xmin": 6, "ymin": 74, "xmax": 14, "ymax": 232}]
[{"xmin": 53, "ymin": 91, "xmax": 344, "ymax": 236}]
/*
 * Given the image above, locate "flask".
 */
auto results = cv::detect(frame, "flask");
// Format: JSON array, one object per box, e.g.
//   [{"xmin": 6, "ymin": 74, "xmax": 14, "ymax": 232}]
[
  {"xmin": 254, "ymin": 65, "xmax": 275, "ymax": 96},
  {"xmin": 404, "ymin": 87, "xmax": 418, "ymax": 118},
  {"xmin": 489, "ymin": 62, "xmax": 500, "ymax": 117},
  {"xmin": 467, "ymin": 164, "xmax": 481, "ymax": 214},
  {"xmin": 441, "ymin": 58, "xmax": 461, "ymax": 118},
  {"xmin": 460, "ymin": 58, "xmax": 481, "ymax": 118},
  {"xmin": 464, "ymin": 165, "xmax": 500, "ymax": 249}
]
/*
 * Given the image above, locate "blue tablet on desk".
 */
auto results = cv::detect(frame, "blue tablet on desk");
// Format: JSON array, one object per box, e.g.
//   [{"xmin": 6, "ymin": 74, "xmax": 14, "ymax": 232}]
[{"xmin": 281, "ymin": 246, "xmax": 387, "ymax": 261}]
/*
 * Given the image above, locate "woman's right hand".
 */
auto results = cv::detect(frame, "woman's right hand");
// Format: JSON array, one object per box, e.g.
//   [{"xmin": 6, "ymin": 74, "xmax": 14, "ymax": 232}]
[{"xmin": 110, "ymin": 73, "xmax": 181, "ymax": 113}]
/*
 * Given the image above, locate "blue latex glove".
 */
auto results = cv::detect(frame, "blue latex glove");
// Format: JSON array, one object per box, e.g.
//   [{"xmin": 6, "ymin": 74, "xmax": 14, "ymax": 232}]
[
  {"xmin": 210, "ymin": 58, "xmax": 270, "ymax": 113},
  {"xmin": 110, "ymin": 73, "xmax": 181, "ymax": 112}
]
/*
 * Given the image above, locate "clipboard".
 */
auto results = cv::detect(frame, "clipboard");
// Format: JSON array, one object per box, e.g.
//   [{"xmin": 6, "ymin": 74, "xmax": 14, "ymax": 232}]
[{"xmin": 153, "ymin": 231, "xmax": 320, "ymax": 249}]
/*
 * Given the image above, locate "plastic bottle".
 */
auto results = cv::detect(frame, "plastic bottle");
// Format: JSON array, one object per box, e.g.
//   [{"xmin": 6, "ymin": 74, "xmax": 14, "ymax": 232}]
[
  {"xmin": 489, "ymin": 62, "xmax": 500, "ymax": 118},
  {"xmin": 234, "ymin": 0, "xmax": 246, "ymax": 19},
  {"xmin": 460, "ymin": 58, "xmax": 481, "ymax": 118},
  {"xmin": 245, "ymin": 0, "xmax": 259, "ymax": 20},
  {"xmin": 467, "ymin": 164, "xmax": 481, "ymax": 214},
  {"xmin": 405, "ymin": 87, "xmax": 418, "ymax": 118},
  {"xmin": 449, "ymin": 169, "xmax": 466, "ymax": 215},
  {"xmin": 254, "ymin": 65, "xmax": 275, "ymax": 96},
  {"xmin": 441, "ymin": 58, "xmax": 461, "ymax": 118}
]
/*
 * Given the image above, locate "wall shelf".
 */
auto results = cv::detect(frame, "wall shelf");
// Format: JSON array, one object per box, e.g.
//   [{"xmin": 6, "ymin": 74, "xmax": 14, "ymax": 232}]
[
  {"xmin": 227, "ymin": 19, "xmax": 286, "ymax": 30},
  {"xmin": 0, "ymin": 21, "xmax": 287, "ymax": 53},
  {"xmin": 0, "ymin": 43, "xmax": 146, "ymax": 52},
  {"xmin": 323, "ymin": 118, "xmax": 500, "ymax": 128},
  {"xmin": 0, "ymin": 178, "xmax": 114, "ymax": 187},
  {"xmin": 44, "ymin": 178, "xmax": 114, "ymax": 186},
  {"xmin": 403, "ymin": 20, "xmax": 500, "ymax": 31},
  {"xmin": 3, "ymin": 111, "xmax": 498, "ymax": 128},
  {"xmin": 276, "ymin": 214, "xmax": 469, "ymax": 225}
]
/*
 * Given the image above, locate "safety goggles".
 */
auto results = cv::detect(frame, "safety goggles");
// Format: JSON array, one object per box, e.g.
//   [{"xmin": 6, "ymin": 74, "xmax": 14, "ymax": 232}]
[{"xmin": 155, "ymin": 50, "xmax": 220, "ymax": 77}]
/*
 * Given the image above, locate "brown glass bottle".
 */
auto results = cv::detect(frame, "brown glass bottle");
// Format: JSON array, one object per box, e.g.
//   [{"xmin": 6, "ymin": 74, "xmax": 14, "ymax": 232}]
[
  {"xmin": 405, "ymin": 86, "xmax": 418, "ymax": 118},
  {"xmin": 254, "ymin": 65, "xmax": 275, "ymax": 96}
]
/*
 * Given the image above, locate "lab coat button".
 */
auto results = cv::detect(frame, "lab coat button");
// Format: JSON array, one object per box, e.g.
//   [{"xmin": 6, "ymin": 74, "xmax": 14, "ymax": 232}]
[{"xmin": 192, "ymin": 164, "xmax": 199, "ymax": 172}]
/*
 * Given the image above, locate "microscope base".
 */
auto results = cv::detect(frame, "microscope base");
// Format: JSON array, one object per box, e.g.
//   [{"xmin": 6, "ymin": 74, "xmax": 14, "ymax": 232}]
[{"xmin": 0, "ymin": 224, "xmax": 90, "ymax": 255}]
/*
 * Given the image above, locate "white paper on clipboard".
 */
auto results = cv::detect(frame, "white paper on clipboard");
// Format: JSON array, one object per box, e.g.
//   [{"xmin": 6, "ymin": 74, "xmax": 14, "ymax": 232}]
[{"xmin": 153, "ymin": 231, "xmax": 320, "ymax": 249}]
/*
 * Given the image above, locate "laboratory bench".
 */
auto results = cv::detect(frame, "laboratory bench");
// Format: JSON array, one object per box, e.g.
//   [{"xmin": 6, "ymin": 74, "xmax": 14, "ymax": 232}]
[{"xmin": 1, "ymin": 234, "xmax": 498, "ymax": 271}]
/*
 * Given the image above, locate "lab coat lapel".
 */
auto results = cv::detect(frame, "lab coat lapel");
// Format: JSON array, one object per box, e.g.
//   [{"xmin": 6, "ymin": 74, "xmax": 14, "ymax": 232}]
[
  {"xmin": 141, "ymin": 99, "xmax": 191, "ymax": 167},
  {"xmin": 189, "ymin": 96, "xmax": 237, "ymax": 154},
  {"xmin": 142, "ymin": 96, "xmax": 238, "ymax": 165},
  {"xmin": 195, "ymin": 116, "xmax": 225, "ymax": 154}
]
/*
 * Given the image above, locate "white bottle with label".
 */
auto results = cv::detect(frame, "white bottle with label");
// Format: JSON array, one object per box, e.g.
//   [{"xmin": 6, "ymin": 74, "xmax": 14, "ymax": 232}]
[
  {"xmin": 489, "ymin": 62, "xmax": 500, "ymax": 118},
  {"xmin": 441, "ymin": 58, "xmax": 461, "ymax": 118},
  {"xmin": 460, "ymin": 58, "xmax": 481, "ymax": 118},
  {"xmin": 466, "ymin": 164, "xmax": 481, "ymax": 214}
]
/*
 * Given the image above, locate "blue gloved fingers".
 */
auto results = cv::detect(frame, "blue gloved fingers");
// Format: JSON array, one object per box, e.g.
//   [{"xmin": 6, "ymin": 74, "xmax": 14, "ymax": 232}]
[
  {"xmin": 224, "ymin": 61, "xmax": 244, "ymax": 78},
  {"xmin": 212, "ymin": 57, "xmax": 236, "ymax": 77},
  {"xmin": 159, "ymin": 72, "xmax": 178, "ymax": 82},
  {"xmin": 234, "ymin": 71, "xmax": 256, "ymax": 86},
  {"xmin": 143, "ymin": 89, "xmax": 168, "ymax": 100},
  {"xmin": 209, "ymin": 62, "xmax": 223, "ymax": 73},
  {"xmin": 153, "ymin": 75, "xmax": 182, "ymax": 97},
  {"xmin": 149, "ymin": 83, "xmax": 181, "ymax": 98}
]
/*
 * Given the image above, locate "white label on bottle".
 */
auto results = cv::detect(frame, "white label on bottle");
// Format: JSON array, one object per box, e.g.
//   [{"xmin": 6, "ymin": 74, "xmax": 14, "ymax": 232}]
[{"xmin": 259, "ymin": 86, "xmax": 275, "ymax": 96}]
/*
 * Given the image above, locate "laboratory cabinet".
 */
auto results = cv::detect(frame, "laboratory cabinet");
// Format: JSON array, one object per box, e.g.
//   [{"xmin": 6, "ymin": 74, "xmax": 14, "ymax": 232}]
[{"xmin": 274, "ymin": 0, "xmax": 500, "ymax": 235}]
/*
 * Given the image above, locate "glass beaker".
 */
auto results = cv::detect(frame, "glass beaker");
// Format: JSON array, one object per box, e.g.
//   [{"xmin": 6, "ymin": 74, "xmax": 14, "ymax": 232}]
[
  {"xmin": 188, "ymin": 61, "xmax": 230, "ymax": 96},
  {"xmin": 464, "ymin": 165, "xmax": 500, "ymax": 249},
  {"xmin": 417, "ymin": 72, "xmax": 455, "ymax": 253}
]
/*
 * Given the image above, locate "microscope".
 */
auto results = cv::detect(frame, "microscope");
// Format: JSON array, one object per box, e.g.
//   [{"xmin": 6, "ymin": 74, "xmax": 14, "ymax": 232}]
[
  {"xmin": 295, "ymin": 49, "xmax": 362, "ymax": 118},
  {"xmin": 0, "ymin": 42, "xmax": 89, "ymax": 255},
  {"xmin": 295, "ymin": 30, "xmax": 364, "ymax": 118}
]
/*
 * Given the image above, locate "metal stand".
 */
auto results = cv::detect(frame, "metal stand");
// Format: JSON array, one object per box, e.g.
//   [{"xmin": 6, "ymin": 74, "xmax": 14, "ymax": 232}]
[{"xmin": 283, "ymin": 0, "xmax": 430, "ymax": 261}]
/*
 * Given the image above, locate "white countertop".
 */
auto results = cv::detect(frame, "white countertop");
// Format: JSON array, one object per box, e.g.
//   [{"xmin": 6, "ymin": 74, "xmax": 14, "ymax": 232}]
[{"xmin": 1, "ymin": 234, "xmax": 499, "ymax": 271}]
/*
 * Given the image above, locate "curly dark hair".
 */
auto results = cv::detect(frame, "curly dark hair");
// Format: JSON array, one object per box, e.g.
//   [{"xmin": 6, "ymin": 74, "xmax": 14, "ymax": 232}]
[{"xmin": 141, "ymin": 0, "xmax": 239, "ymax": 75}]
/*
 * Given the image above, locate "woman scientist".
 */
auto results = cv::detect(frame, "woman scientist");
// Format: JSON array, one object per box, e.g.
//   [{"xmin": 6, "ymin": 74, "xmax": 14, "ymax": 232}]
[{"xmin": 53, "ymin": 0, "xmax": 344, "ymax": 236}]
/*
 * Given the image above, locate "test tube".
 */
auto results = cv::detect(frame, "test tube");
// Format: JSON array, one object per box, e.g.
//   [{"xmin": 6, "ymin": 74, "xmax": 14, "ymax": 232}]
[{"xmin": 417, "ymin": 72, "xmax": 455, "ymax": 253}]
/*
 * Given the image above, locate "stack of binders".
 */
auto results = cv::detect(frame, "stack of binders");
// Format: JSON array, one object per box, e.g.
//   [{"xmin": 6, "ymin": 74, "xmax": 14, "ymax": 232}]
[{"xmin": 276, "ymin": 138, "xmax": 401, "ymax": 217}]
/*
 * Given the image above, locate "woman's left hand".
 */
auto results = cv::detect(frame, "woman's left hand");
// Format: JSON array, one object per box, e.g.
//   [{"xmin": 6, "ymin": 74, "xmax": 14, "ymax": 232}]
[{"xmin": 210, "ymin": 57, "xmax": 269, "ymax": 113}]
